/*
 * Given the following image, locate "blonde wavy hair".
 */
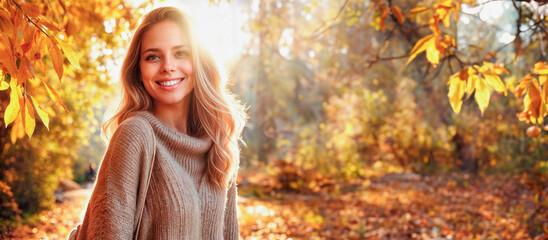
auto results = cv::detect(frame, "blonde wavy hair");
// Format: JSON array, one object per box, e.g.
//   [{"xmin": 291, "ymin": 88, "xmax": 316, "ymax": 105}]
[{"xmin": 102, "ymin": 7, "xmax": 246, "ymax": 190}]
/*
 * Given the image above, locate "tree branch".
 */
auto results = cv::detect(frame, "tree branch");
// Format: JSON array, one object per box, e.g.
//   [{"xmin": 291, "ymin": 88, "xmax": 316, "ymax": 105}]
[
  {"xmin": 310, "ymin": 0, "xmax": 350, "ymax": 39},
  {"xmin": 11, "ymin": 0, "xmax": 50, "ymax": 38}
]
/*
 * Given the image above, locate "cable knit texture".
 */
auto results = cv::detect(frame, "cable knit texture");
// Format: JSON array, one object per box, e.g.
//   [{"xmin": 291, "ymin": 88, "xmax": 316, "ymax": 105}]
[{"xmin": 75, "ymin": 111, "xmax": 239, "ymax": 240}]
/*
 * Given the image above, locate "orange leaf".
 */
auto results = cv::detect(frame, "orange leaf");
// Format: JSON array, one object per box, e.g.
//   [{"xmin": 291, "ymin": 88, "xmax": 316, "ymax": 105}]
[
  {"xmin": 435, "ymin": 34, "xmax": 456, "ymax": 55},
  {"xmin": 379, "ymin": 15, "xmax": 386, "ymax": 32},
  {"xmin": 10, "ymin": 117, "xmax": 25, "ymax": 144},
  {"xmin": 429, "ymin": 14, "xmax": 441, "ymax": 35},
  {"xmin": 516, "ymin": 79, "xmax": 545, "ymax": 124},
  {"xmin": 391, "ymin": 6, "xmax": 405, "ymax": 25},
  {"xmin": 0, "ymin": 9, "xmax": 15, "ymax": 39},
  {"xmin": 378, "ymin": 5, "xmax": 391, "ymax": 32},
  {"xmin": 409, "ymin": 6, "xmax": 429, "ymax": 15},
  {"xmin": 525, "ymin": 126, "xmax": 541, "ymax": 138},
  {"xmin": 493, "ymin": 64, "xmax": 510, "ymax": 75},
  {"xmin": 47, "ymin": 37, "xmax": 63, "ymax": 81},
  {"xmin": 20, "ymin": 3, "xmax": 40, "ymax": 18},
  {"xmin": 0, "ymin": 39, "xmax": 17, "ymax": 74},
  {"xmin": 542, "ymin": 78, "xmax": 548, "ymax": 104},
  {"xmin": 515, "ymin": 74, "xmax": 532, "ymax": 98},
  {"xmin": 21, "ymin": 19, "xmax": 35, "ymax": 45},
  {"xmin": 36, "ymin": 18, "xmax": 62, "ymax": 32},
  {"xmin": 42, "ymin": 79, "xmax": 66, "ymax": 111},
  {"xmin": 21, "ymin": 42, "xmax": 32, "ymax": 53},
  {"xmin": 22, "ymin": 57, "xmax": 35, "ymax": 79},
  {"xmin": 406, "ymin": 34, "xmax": 436, "ymax": 65}
]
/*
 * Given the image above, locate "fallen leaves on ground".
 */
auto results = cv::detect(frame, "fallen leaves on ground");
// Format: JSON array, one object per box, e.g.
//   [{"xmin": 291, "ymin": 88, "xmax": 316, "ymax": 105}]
[{"xmin": 3, "ymin": 174, "xmax": 547, "ymax": 239}]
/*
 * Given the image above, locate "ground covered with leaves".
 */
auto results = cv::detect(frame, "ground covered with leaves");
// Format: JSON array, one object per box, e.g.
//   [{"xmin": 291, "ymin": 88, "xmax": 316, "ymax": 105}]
[{"xmin": 3, "ymin": 173, "xmax": 547, "ymax": 239}]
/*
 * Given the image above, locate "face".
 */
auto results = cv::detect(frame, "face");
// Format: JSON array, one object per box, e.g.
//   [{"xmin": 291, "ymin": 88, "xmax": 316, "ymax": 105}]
[{"xmin": 139, "ymin": 20, "xmax": 194, "ymax": 110}]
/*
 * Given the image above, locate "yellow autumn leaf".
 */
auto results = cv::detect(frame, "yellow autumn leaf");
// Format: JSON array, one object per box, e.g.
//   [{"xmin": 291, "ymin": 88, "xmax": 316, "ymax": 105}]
[
  {"xmin": 426, "ymin": 45, "xmax": 441, "ymax": 67},
  {"xmin": 30, "ymin": 95, "xmax": 49, "ymax": 130},
  {"xmin": 0, "ymin": 79, "xmax": 8, "ymax": 90},
  {"xmin": 534, "ymin": 62, "xmax": 548, "ymax": 75},
  {"xmin": 483, "ymin": 73, "xmax": 506, "ymax": 95},
  {"xmin": 42, "ymin": 79, "xmax": 66, "ymax": 111},
  {"xmin": 447, "ymin": 74, "xmax": 466, "ymax": 114},
  {"xmin": 47, "ymin": 38, "xmax": 63, "ymax": 81},
  {"xmin": 475, "ymin": 77, "xmax": 490, "ymax": 114},
  {"xmin": 391, "ymin": 6, "xmax": 405, "ymax": 25},
  {"xmin": 58, "ymin": 38, "xmax": 81, "ymax": 70},
  {"xmin": 406, "ymin": 34, "xmax": 436, "ymax": 65},
  {"xmin": 466, "ymin": 74, "xmax": 480, "ymax": 96},
  {"xmin": 4, "ymin": 83, "xmax": 21, "ymax": 127},
  {"xmin": 23, "ymin": 97, "xmax": 35, "ymax": 138},
  {"xmin": 438, "ymin": 0, "xmax": 453, "ymax": 8}
]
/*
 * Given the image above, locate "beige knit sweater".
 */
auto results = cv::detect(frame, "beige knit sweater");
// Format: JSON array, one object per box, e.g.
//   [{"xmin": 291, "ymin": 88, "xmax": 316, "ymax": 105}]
[{"xmin": 75, "ymin": 111, "xmax": 239, "ymax": 239}]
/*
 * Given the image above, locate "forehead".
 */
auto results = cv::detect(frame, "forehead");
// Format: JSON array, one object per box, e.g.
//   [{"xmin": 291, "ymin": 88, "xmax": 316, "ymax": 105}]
[{"xmin": 140, "ymin": 21, "xmax": 189, "ymax": 51}]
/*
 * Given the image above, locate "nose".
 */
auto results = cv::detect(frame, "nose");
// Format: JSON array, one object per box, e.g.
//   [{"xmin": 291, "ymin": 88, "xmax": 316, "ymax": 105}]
[{"xmin": 162, "ymin": 57, "xmax": 175, "ymax": 73}]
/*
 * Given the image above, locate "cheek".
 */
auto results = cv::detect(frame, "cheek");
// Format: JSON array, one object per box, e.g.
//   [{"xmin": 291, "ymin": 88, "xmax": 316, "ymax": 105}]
[{"xmin": 184, "ymin": 60, "xmax": 193, "ymax": 75}]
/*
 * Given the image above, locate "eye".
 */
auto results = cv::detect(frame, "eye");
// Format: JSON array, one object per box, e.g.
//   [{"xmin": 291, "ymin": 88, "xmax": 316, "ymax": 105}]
[
  {"xmin": 175, "ymin": 51, "xmax": 190, "ymax": 58},
  {"xmin": 145, "ymin": 54, "xmax": 160, "ymax": 61}
]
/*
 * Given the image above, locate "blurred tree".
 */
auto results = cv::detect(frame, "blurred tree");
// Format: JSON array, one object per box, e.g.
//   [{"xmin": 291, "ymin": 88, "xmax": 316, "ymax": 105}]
[
  {"xmin": 232, "ymin": 0, "xmax": 546, "ymax": 176},
  {"xmin": 230, "ymin": 0, "xmax": 546, "ymax": 234}
]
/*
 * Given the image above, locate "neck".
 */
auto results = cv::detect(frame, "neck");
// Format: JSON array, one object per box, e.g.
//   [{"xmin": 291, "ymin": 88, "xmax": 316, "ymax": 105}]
[{"xmin": 151, "ymin": 97, "xmax": 191, "ymax": 134}]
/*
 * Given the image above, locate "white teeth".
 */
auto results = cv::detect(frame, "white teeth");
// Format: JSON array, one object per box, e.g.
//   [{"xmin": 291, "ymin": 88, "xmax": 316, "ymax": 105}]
[{"xmin": 158, "ymin": 79, "xmax": 182, "ymax": 86}]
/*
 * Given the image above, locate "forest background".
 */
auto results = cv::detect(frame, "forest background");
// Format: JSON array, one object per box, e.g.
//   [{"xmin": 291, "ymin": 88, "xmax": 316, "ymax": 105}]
[{"xmin": 0, "ymin": 0, "xmax": 547, "ymax": 239}]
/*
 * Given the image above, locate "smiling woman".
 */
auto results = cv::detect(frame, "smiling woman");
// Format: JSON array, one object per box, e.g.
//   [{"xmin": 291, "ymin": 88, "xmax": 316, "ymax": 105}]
[
  {"xmin": 69, "ymin": 6, "xmax": 246, "ymax": 240},
  {"xmin": 139, "ymin": 20, "xmax": 195, "ymax": 132}
]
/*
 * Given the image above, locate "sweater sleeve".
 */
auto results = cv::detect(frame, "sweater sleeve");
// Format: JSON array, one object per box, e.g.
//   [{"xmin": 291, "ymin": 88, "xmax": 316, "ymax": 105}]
[
  {"xmin": 76, "ymin": 117, "xmax": 155, "ymax": 240},
  {"xmin": 223, "ymin": 174, "xmax": 240, "ymax": 240}
]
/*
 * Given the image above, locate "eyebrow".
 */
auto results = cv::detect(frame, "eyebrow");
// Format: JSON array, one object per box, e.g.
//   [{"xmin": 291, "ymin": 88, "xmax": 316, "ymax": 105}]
[{"xmin": 142, "ymin": 45, "xmax": 189, "ymax": 54}]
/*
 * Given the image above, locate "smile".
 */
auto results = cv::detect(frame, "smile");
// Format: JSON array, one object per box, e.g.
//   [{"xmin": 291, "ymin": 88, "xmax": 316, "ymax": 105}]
[{"xmin": 156, "ymin": 78, "xmax": 184, "ymax": 87}]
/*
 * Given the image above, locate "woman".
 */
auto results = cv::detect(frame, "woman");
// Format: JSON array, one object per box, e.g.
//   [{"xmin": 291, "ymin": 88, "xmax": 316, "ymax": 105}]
[{"xmin": 73, "ymin": 7, "xmax": 246, "ymax": 239}]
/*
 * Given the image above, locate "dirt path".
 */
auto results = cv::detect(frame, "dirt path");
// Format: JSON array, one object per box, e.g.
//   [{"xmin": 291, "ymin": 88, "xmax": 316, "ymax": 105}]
[{"xmin": 3, "ymin": 189, "xmax": 92, "ymax": 240}]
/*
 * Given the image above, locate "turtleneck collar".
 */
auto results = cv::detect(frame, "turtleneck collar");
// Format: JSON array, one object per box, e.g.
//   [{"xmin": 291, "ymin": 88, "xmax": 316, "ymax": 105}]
[{"xmin": 130, "ymin": 111, "xmax": 213, "ymax": 157}]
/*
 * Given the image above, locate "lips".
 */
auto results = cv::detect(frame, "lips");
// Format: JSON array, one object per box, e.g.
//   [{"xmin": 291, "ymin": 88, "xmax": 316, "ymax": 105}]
[{"xmin": 155, "ymin": 77, "xmax": 184, "ymax": 90}]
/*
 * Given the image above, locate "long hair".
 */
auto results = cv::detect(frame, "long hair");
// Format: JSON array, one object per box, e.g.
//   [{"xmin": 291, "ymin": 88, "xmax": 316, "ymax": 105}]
[{"xmin": 102, "ymin": 7, "xmax": 246, "ymax": 190}]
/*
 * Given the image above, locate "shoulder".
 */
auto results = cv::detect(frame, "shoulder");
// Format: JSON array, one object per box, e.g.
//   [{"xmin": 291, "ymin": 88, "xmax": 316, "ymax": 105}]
[{"xmin": 110, "ymin": 114, "xmax": 154, "ymax": 148}]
